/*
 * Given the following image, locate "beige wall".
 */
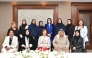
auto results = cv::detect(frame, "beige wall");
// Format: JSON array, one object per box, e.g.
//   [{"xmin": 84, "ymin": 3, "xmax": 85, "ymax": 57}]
[
  {"xmin": 0, "ymin": 2, "xmax": 71, "ymax": 50},
  {"xmin": 0, "ymin": 3, "xmax": 12, "ymax": 51},
  {"xmin": 0, "ymin": 0, "xmax": 92, "ymax": 2},
  {"xmin": 58, "ymin": 2, "xmax": 71, "ymax": 24}
]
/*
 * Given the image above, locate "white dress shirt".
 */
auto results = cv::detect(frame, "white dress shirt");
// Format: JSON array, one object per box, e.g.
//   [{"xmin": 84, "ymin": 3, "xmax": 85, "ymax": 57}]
[{"xmin": 25, "ymin": 37, "xmax": 29, "ymax": 46}]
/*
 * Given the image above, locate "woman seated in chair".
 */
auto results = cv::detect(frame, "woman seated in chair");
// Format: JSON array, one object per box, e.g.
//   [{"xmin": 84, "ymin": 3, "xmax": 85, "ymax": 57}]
[
  {"xmin": 37, "ymin": 29, "xmax": 51, "ymax": 51},
  {"xmin": 1, "ymin": 29, "xmax": 18, "ymax": 53},
  {"xmin": 71, "ymin": 30, "xmax": 84, "ymax": 52},
  {"xmin": 21, "ymin": 29, "xmax": 34, "ymax": 50}
]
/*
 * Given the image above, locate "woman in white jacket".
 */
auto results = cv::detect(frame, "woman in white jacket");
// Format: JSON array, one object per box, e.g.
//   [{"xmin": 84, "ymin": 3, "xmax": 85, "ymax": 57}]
[
  {"xmin": 74, "ymin": 20, "xmax": 89, "ymax": 49},
  {"xmin": 1, "ymin": 29, "xmax": 18, "ymax": 53}
]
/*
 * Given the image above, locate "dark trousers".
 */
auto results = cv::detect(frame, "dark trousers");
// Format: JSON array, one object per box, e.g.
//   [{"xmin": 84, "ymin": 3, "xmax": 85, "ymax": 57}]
[{"xmin": 18, "ymin": 38, "xmax": 22, "ymax": 51}]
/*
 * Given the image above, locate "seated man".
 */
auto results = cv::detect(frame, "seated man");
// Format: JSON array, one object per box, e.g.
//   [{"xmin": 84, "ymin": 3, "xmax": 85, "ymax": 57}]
[
  {"xmin": 1, "ymin": 29, "xmax": 18, "ymax": 53},
  {"xmin": 53, "ymin": 29, "xmax": 69, "ymax": 52}
]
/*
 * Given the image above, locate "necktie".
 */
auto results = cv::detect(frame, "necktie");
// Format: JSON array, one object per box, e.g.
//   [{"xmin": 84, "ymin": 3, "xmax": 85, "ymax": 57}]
[{"xmin": 9, "ymin": 38, "xmax": 12, "ymax": 45}]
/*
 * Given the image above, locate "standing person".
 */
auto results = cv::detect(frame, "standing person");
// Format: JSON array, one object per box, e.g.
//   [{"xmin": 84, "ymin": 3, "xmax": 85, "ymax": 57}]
[
  {"xmin": 45, "ymin": 18, "xmax": 55, "ymax": 51},
  {"xmin": 74, "ymin": 20, "xmax": 88, "ymax": 50},
  {"xmin": 37, "ymin": 29, "xmax": 51, "ymax": 51},
  {"xmin": 53, "ymin": 29, "xmax": 69, "ymax": 52},
  {"xmin": 21, "ymin": 29, "xmax": 34, "ymax": 50},
  {"xmin": 38, "ymin": 21, "xmax": 45, "ymax": 37},
  {"xmin": 7, "ymin": 22, "xmax": 19, "ymax": 38},
  {"xmin": 71, "ymin": 30, "xmax": 84, "ymax": 52},
  {"xmin": 18, "ymin": 19, "xmax": 27, "ymax": 51},
  {"xmin": 19, "ymin": 19, "xmax": 27, "ymax": 38},
  {"xmin": 1, "ymin": 29, "xmax": 18, "ymax": 53},
  {"xmin": 65, "ymin": 19, "xmax": 75, "ymax": 51},
  {"xmin": 28, "ymin": 19, "xmax": 38, "ymax": 50},
  {"xmin": 55, "ymin": 18, "xmax": 66, "ymax": 35}
]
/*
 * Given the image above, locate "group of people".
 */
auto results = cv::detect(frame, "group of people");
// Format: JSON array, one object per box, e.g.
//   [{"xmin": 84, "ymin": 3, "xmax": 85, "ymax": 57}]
[{"xmin": 1, "ymin": 18, "xmax": 89, "ymax": 53}]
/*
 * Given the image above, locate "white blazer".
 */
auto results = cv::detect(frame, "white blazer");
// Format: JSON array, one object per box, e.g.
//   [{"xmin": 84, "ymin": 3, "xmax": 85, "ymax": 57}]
[{"xmin": 1, "ymin": 36, "xmax": 18, "ymax": 53}]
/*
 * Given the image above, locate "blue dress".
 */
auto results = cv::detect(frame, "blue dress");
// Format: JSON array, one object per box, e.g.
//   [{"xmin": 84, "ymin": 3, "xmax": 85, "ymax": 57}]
[{"xmin": 45, "ymin": 24, "xmax": 55, "ymax": 43}]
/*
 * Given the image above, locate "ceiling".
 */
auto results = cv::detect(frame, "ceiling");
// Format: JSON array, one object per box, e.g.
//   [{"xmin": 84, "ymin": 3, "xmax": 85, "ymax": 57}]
[
  {"xmin": 0, "ymin": 0, "xmax": 92, "ymax": 2},
  {"xmin": 0, "ymin": 0, "xmax": 68, "ymax": 2}
]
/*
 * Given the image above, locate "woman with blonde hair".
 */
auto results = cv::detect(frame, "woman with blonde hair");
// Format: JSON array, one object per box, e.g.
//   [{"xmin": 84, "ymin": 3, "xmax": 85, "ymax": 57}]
[{"xmin": 7, "ymin": 21, "xmax": 19, "ymax": 38}]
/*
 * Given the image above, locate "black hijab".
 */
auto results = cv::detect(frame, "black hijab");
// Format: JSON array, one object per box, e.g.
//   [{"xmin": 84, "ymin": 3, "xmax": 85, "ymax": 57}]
[
  {"xmin": 25, "ymin": 29, "xmax": 30, "ymax": 38},
  {"xmin": 74, "ymin": 30, "xmax": 81, "ymax": 43}
]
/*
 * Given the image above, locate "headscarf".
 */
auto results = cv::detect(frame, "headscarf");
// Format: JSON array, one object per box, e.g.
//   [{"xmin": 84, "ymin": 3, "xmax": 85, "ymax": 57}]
[
  {"xmin": 57, "ymin": 29, "xmax": 66, "ymax": 38},
  {"xmin": 74, "ymin": 30, "xmax": 81, "ymax": 43},
  {"xmin": 25, "ymin": 29, "xmax": 30, "ymax": 38}
]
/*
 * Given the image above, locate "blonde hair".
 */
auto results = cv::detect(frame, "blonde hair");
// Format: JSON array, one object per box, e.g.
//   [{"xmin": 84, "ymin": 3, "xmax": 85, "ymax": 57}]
[{"xmin": 11, "ymin": 21, "xmax": 17, "ymax": 28}]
